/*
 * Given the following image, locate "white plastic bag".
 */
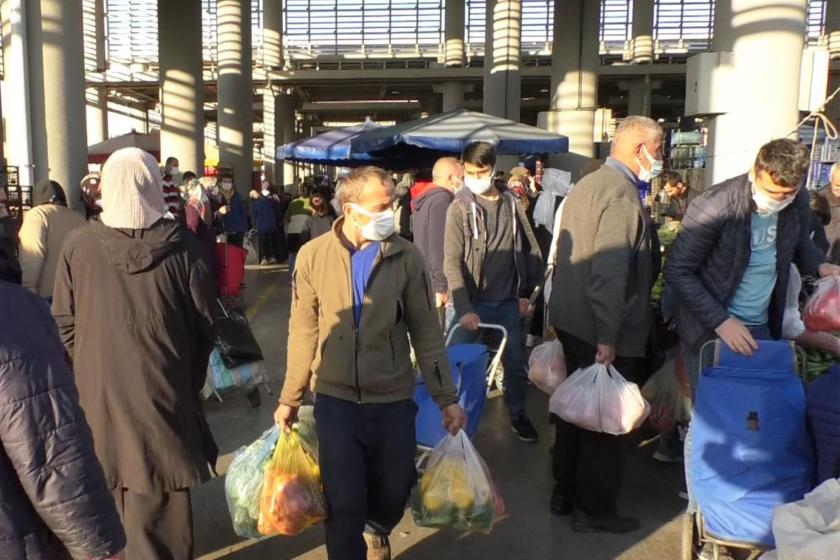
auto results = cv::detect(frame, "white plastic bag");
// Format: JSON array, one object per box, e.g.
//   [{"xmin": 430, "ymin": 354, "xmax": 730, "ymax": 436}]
[
  {"xmin": 528, "ymin": 340, "xmax": 566, "ymax": 394},
  {"xmin": 762, "ymin": 479, "xmax": 840, "ymax": 560},
  {"xmin": 549, "ymin": 363, "xmax": 650, "ymax": 435}
]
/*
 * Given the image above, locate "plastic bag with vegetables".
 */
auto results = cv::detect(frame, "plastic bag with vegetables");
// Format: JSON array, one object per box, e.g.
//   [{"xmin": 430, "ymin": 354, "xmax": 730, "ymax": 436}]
[
  {"xmin": 804, "ymin": 277, "xmax": 840, "ymax": 333},
  {"xmin": 224, "ymin": 425, "xmax": 280, "ymax": 538},
  {"xmin": 257, "ymin": 430, "xmax": 327, "ymax": 536},
  {"xmin": 412, "ymin": 430, "xmax": 505, "ymax": 533}
]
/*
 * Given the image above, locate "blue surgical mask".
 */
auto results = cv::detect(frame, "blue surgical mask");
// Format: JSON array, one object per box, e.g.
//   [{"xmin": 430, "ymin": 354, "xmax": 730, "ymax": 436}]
[{"xmin": 636, "ymin": 146, "xmax": 663, "ymax": 182}]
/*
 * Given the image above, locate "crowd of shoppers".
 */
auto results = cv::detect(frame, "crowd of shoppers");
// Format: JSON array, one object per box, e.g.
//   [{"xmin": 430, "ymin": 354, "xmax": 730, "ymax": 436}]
[{"xmin": 2, "ymin": 114, "xmax": 839, "ymax": 560}]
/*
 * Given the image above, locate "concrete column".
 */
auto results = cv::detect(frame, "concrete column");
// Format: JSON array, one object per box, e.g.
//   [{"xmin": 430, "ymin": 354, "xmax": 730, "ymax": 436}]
[
  {"xmin": 86, "ymin": 87, "xmax": 109, "ymax": 144},
  {"xmin": 1, "ymin": 0, "xmax": 35, "ymax": 186},
  {"xmin": 159, "ymin": 0, "xmax": 204, "ymax": 175},
  {"xmin": 263, "ymin": 0, "xmax": 284, "ymax": 70},
  {"xmin": 620, "ymin": 77, "xmax": 660, "ymax": 117},
  {"xmin": 539, "ymin": 0, "xmax": 600, "ymax": 167},
  {"xmin": 25, "ymin": 0, "xmax": 88, "ymax": 209},
  {"xmin": 262, "ymin": 89, "xmax": 296, "ymax": 187},
  {"xmin": 482, "ymin": 0, "xmax": 521, "ymax": 122},
  {"xmin": 632, "ymin": 0, "xmax": 655, "ymax": 63},
  {"xmin": 444, "ymin": 0, "xmax": 465, "ymax": 67},
  {"xmin": 271, "ymin": 92, "xmax": 296, "ymax": 191},
  {"xmin": 824, "ymin": 0, "xmax": 840, "ymax": 123},
  {"xmin": 83, "ymin": 0, "xmax": 106, "ymax": 71},
  {"xmin": 217, "ymin": 0, "xmax": 254, "ymax": 195},
  {"xmin": 705, "ymin": 0, "xmax": 807, "ymax": 187},
  {"xmin": 437, "ymin": 82, "xmax": 467, "ymax": 111}
]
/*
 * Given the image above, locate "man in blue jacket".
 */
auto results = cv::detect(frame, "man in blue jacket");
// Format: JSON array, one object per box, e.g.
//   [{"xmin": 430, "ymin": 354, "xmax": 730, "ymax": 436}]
[
  {"xmin": 666, "ymin": 138, "xmax": 840, "ymax": 383},
  {"xmin": 250, "ymin": 189, "xmax": 278, "ymax": 265}
]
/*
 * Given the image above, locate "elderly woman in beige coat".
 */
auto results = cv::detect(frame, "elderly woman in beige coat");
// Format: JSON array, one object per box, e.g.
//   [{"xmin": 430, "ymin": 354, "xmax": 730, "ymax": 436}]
[{"xmin": 18, "ymin": 180, "xmax": 86, "ymax": 299}]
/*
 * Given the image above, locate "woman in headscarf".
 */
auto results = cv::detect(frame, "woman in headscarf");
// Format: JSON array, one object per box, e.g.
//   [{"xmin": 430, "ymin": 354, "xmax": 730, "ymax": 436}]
[
  {"xmin": 532, "ymin": 167, "xmax": 573, "ymax": 257},
  {"xmin": 529, "ymin": 167, "xmax": 573, "ymax": 344},
  {"xmin": 185, "ymin": 178, "xmax": 217, "ymax": 288}
]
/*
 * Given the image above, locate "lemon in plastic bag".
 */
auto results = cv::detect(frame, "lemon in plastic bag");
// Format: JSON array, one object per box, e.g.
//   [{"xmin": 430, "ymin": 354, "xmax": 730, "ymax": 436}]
[
  {"xmin": 412, "ymin": 430, "xmax": 505, "ymax": 533},
  {"xmin": 224, "ymin": 425, "xmax": 280, "ymax": 538},
  {"xmin": 257, "ymin": 430, "xmax": 327, "ymax": 536}
]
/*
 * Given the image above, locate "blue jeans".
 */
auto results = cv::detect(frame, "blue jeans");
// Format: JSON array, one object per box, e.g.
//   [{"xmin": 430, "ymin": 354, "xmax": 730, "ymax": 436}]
[
  {"xmin": 446, "ymin": 300, "xmax": 528, "ymax": 421},
  {"xmin": 683, "ymin": 322, "xmax": 771, "ymax": 513}
]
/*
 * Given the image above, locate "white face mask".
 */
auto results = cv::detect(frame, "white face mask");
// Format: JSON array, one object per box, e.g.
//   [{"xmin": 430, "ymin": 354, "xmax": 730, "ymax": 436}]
[
  {"xmin": 464, "ymin": 170, "xmax": 494, "ymax": 195},
  {"xmin": 169, "ymin": 166, "xmax": 179, "ymax": 176},
  {"xmin": 751, "ymin": 182, "xmax": 796, "ymax": 215},
  {"xmin": 261, "ymin": 189, "xmax": 270, "ymax": 197},
  {"xmin": 636, "ymin": 145, "xmax": 663, "ymax": 182},
  {"xmin": 350, "ymin": 203, "xmax": 396, "ymax": 241}
]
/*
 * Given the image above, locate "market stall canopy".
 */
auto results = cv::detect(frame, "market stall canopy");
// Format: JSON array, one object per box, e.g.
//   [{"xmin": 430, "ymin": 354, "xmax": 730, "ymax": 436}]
[
  {"xmin": 277, "ymin": 120, "xmax": 383, "ymax": 166},
  {"xmin": 350, "ymin": 109, "xmax": 569, "ymax": 157},
  {"xmin": 88, "ymin": 130, "xmax": 160, "ymax": 164}
]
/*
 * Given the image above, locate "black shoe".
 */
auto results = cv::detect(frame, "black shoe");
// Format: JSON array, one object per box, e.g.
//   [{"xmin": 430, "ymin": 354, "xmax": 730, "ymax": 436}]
[
  {"xmin": 510, "ymin": 417, "xmax": 538, "ymax": 442},
  {"xmin": 550, "ymin": 486, "xmax": 574, "ymax": 516},
  {"xmin": 571, "ymin": 510, "xmax": 641, "ymax": 534}
]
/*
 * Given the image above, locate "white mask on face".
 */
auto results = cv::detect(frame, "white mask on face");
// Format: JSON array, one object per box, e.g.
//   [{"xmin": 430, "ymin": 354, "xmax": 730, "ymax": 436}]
[
  {"xmin": 751, "ymin": 181, "xmax": 796, "ymax": 214},
  {"xmin": 261, "ymin": 189, "xmax": 270, "ymax": 197},
  {"xmin": 464, "ymin": 170, "xmax": 494, "ymax": 195},
  {"xmin": 169, "ymin": 166, "xmax": 179, "ymax": 176},
  {"xmin": 636, "ymin": 145, "xmax": 663, "ymax": 182},
  {"xmin": 350, "ymin": 203, "xmax": 396, "ymax": 241}
]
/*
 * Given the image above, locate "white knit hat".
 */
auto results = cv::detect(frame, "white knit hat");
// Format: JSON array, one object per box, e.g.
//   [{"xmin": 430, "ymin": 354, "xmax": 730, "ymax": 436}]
[{"xmin": 100, "ymin": 147, "xmax": 167, "ymax": 229}]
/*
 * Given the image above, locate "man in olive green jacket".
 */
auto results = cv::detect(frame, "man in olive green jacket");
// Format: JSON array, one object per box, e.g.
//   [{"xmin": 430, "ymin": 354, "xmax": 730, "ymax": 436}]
[{"xmin": 276, "ymin": 166, "xmax": 466, "ymax": 560}]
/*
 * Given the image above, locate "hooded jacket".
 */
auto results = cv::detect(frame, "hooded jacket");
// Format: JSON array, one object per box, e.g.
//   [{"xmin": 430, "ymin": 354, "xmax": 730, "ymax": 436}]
[
  {"xmin": 0, "ymin": 278, "xmax": 126, "ymax": 560},
  {"xmin": 52, "ymin": 219, "xmax": 218, "ymax": 494},
  {"xmin": 412, "ymin": 185, "xmax": 453, "ymax": 294},
  {"xmin": 443, "ymin": 187, "xmax": 544, "ymax": 318}
]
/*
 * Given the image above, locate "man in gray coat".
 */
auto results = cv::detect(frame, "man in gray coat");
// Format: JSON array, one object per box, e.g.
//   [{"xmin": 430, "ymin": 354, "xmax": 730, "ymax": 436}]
[{"xmin": 548, "ymin": 116, "xmax": 661, "ymax": 533}]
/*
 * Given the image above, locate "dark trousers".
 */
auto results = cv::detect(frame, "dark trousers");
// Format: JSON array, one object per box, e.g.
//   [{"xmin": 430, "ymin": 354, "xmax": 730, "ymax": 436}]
[
  {"xmin": 274, "ymin": 226, "xmax": 288, "ymax": 263},
  {"xmin": 257, "ymin": 231, "xmax": 276, "ymax": 262},
  {"xmin": 552, "ymin": 331, "xmax": 645, "ymax": 517},
  {"xmin": 111, "ymin": 488, "xmax": 193, "ymax": 560},
  {"xmin": 314, "ymin": 394, "xmax": 418, "ymax": 560}
]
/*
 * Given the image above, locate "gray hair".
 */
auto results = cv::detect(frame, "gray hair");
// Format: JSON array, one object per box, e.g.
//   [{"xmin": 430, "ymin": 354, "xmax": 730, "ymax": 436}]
[
  {"xmin": 830, "ymin": 161, "xmax": 840, "ymax": 178},
  {"xmin": 335, "ymin": 166, "xmax": 394, "ymax": 207},
  {"xmin": 613, "ymin": 116, "xmax": 663, "ymax": 146}
]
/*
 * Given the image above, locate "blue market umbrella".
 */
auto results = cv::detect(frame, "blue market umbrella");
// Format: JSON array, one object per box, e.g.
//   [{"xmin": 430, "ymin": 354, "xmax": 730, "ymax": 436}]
[
  {"xmin": 350, "ymin": 109, "xmax": 569, "ymax": 157},
  {"xmin": 277, "ymin": 120, "xmax": 382, "ymax": 166}
]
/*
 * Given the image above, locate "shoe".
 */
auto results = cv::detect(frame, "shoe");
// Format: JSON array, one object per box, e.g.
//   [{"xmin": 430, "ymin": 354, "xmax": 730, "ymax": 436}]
[
  {"xmin": 260, "ymin": 259, "xmax": 268, "ymax": 266},
  {"xmin": 678, "ymin": 490, "xmax": 689, "ymax": 500},
  {"xmin": 653, "ymin": 450, "xmax": 684, "ymax": 463},
  {"xmin": 550, "ymin": 486, "xmax": 573, "ymax": 516},
  {"xmin": 511, "ymin": 417, "xmax": 538, "ymax": 443},
  {"xmin": 362, "ymin": 533, "xmax": 391, "ymax": 560},
  {"xmin": 267, "ymin": 258, "xmax": 278, "ymax": 264},
  {"xmin": 571, "ymin": 510, "xmax": 641, "ymax": 534}
]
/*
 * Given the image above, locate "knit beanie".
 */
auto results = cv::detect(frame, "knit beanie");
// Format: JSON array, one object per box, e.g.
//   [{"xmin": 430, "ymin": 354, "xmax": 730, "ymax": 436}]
[{"xmin": 100, "ymin": 147, "xmax": 166, "ymax": 229}]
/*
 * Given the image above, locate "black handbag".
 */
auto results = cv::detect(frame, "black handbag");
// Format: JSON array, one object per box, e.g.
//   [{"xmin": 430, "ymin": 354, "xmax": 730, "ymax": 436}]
[{"xmin": 215, "ymin": 302, "xmax": 263, "ymax": 368}]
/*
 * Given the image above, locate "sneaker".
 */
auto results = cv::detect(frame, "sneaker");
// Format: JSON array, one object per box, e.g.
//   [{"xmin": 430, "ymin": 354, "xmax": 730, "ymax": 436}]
[
  {"xmin": 362, "ymin": 533, "xmax": 391, "ymax": 560},
  {"xmin": 511, "ymin": 417, "xmax": 538, "ymax": 443},
  {"xmin": 571, "ymin": 510, "xmax": 641, "ymax": 534},
  {"xmin": 678, "ymin": 490, "xmax": 689, "ymax": 500},
  {"xmin": 550, "ymin": 485, "xmax": 573, "ymax": 516},
  {"xmin": 260, "ymin": 259, "xmax": 269, "ymax": 266}
]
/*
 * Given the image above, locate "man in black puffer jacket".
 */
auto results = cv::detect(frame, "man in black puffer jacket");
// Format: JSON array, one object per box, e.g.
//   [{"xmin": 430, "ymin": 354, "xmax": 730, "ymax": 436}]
[
  {"xmin": 666, "ymin": 138, "xmax": 840, "ymax": 385},
  {"xmin": 0, "ymin": 246, "xmax": 126, "ymax": 559}
]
